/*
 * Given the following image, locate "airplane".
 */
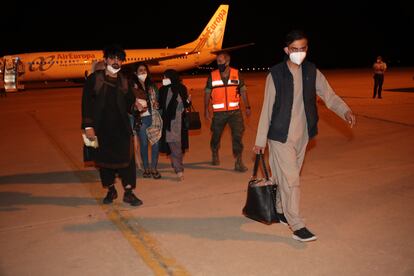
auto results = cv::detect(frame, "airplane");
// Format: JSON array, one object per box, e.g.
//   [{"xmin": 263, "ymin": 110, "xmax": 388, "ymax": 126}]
[{"xmin": 0, "ymin": 4, "xmax": 253, "ymax": 92}]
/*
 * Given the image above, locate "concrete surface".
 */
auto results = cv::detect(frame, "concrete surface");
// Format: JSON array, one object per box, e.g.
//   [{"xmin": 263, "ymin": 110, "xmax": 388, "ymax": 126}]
[{"xmin": 0, "ymin": 68, "xmax": 413, "ymax": 275}]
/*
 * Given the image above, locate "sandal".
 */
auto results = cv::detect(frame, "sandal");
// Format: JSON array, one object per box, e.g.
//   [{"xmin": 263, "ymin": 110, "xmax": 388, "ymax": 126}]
[{"xmin": 151, "ymin": 169, "xmax": 161, "ymax": 179}]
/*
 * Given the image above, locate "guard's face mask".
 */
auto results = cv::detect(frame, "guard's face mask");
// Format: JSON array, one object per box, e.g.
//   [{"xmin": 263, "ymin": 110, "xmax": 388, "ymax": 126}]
[{"xmin": 218, "ymin": 64, "xmax": 227, "ymax": 72}]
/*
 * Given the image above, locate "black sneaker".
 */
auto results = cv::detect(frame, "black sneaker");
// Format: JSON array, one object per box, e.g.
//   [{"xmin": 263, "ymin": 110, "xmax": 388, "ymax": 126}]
[
  {"xmin": 143, "ymin": 169, "xmax": 151, "ymax": 178},
  {"xmin": 123, "ymin": 191, "xmax": 143, "ymax": 206},
  {"xmin": 151, "ymin": 169, "xmax": 161, "ymax": 179},
  {"xmin": 277, "ymin": 213, "xmax": 288, "ymax": 226},
  {"xmin": 292, "ymin": 227, "xmax": 317, "ymax": 242},
  {"xmin": 103, "ymin": 188, "xmax": 118, "ymax": 204}
]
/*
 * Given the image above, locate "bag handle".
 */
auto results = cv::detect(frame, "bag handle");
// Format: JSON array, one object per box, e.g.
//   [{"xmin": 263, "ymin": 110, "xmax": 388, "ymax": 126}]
[
  {"xmin": 187, "ymin": 102, "xmax": 197, "ymax": 112},
  {"xmin": 252, "ymin": 153, "xmax": 270, "ymax": 180}
]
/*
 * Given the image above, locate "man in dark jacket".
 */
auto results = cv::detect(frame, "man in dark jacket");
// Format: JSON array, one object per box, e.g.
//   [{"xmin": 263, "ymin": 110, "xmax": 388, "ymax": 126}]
[
  {"xmin": 81, "ymin": 44, "xmax": 142, "ymax": 206},
  {"xmin": 254, "ymin": 30, "xmax": 356, "ymax": 242}
]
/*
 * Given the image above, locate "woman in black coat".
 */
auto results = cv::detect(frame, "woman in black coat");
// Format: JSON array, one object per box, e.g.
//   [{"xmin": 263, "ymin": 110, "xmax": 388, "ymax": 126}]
[{"xmin": 158, "ymin": 69, "xmax": 191, "ymax": 181}]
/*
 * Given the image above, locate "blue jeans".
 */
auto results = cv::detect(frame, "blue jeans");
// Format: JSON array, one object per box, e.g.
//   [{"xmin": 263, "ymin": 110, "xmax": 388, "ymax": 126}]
[{"xmin": 138, "ymin": 115, "xmax": 159, "ymax": 169}]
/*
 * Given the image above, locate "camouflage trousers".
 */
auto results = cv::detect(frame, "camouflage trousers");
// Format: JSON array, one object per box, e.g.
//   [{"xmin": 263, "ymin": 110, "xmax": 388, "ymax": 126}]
[{"xmin": 210, "ymin": 109, "xmax": 245, "ymax": 156}]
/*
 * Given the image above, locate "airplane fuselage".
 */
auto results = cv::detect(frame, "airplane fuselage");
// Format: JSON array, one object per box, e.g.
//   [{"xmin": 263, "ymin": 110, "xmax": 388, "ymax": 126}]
[
  {"xmin": 1, "ymin": 5, "xmax": 229, "ymax": 91},
  {"xmin": 13, "ymin": 49, "xmax": 216, "ymax": 81}
]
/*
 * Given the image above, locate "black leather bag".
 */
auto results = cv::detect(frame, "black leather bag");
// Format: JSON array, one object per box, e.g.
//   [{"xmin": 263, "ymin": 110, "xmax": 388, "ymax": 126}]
[
  {"xmin": 242, "ymin": 153, "xmax": 279, "ymax": 224},
  {"xmin": 185, "ymin": 103, "xmax": 201, "ymax": 130}
]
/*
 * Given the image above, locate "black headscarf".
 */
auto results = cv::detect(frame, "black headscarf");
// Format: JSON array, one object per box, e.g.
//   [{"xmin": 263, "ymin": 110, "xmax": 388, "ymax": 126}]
[{"xmin": 160, "ymin": 69, "xmax": 189, "ymax": 131}]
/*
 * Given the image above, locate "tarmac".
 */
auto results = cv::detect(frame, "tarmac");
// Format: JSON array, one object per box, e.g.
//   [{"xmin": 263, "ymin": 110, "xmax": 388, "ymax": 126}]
[{"xmin": 0, "ymin": 68, "xmax": 413, "ymax": 276}]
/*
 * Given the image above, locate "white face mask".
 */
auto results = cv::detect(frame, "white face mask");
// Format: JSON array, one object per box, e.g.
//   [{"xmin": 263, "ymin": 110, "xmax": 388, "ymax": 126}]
[
  {"xmin": 106, "ymin": 64, "xmax": 121, "ymax": 74},
  {"xmin": 138, "ymin": 73, "xmax": 147, "ymax": 82},
  {"xmin": 289, "ymin": 52, "xmax": 307, "ymax": 65},
  {"xmin": 162, "ymin": 78, "xmax": 171, "ymax": 86}
]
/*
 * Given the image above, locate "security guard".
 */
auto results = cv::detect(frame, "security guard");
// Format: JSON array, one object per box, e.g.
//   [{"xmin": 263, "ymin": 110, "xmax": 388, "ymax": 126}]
[{"xmin": 204, "ymin": 51, "xmax": 251, "ymax": 172}]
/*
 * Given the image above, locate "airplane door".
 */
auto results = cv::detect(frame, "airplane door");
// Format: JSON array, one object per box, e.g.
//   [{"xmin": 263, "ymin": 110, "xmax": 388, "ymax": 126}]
[
  {"xmin": 0, "ymin": 58, "xmax": 4, "ymax": 89},
  {"xmin": 3, "ymin": 56, "xmax": 24, "ymax": 92}
]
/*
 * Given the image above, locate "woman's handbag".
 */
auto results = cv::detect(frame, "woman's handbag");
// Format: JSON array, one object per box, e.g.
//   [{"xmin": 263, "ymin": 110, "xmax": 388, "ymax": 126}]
[
  {"xmin": 146, "ymin": 109, "xmax": 163, "ymax": 145},
  {"xmin": 242, "ymin": 153, "xmax": 279, "ymax": 225},
  {"xmin": 185, "ymin": 103, "xmax": 201, "ymax": 130},
  {"xmin": 145, "ymin": 88, "xmax": 163, "ymax": 145}
]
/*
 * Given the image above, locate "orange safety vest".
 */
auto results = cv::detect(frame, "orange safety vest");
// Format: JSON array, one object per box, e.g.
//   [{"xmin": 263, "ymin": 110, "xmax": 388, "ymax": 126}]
[{"xmin": 210, "ymin": 68, "xmax": 240, "ymax": 112}]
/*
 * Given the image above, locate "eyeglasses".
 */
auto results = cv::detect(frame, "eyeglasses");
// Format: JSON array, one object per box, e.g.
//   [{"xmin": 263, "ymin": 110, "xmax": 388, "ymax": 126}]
[{"xmin": 288, "ymin": 46, "xmax": 308, "ymax": 52}]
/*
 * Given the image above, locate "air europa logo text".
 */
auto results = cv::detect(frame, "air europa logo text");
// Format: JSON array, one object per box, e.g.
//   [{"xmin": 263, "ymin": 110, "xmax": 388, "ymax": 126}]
[
  {"xmin": 196, "ymin": 9, "xmax": 227, "ymax": 50},
  {"xmin": 57, "ymin": 53, "xmax": 96, "ymax": 60}
]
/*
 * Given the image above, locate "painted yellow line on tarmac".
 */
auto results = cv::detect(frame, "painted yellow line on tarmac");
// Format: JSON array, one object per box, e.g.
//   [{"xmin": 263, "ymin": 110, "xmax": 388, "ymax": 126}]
[{"xmin": 29, "ymin": 111, "xmax": 190, "ymax": 276}]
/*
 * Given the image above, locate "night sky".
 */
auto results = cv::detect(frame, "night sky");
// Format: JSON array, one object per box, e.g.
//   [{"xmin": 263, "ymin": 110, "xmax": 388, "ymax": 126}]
[{"xmin": 2, "ymin": 0, "xmax": 412, "ymax": 69}]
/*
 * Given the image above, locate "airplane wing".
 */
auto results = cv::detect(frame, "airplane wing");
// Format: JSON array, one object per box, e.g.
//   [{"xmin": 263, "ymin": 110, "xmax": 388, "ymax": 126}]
[
  {"xmin": 210, "ymin": 43, "xmax": 255, "ymax": 55},
  {"xmin": 121, "ymin": 51, "xmax": 201, "ymax": 76},
  {"xmin": 121, "ymin": 42, "xmax": 255, "ymax": 75}
]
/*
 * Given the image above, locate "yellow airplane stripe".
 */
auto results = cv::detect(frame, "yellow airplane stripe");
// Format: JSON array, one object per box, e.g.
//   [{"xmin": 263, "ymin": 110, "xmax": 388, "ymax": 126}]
[{"xmin": 28, "ymin": 111, "xmax": 190, "ymax": 276}]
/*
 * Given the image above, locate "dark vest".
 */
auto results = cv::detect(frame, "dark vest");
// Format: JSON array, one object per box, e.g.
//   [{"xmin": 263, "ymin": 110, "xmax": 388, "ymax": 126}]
[{"xmin": 267, "ymin": 61, "xmax": 319, "ymax": 143}]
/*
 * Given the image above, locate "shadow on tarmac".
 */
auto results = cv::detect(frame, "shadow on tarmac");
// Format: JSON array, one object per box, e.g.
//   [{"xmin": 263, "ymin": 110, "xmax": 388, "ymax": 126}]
[
  {"xmin": 0, "ymin": 170, "xmax": 100, "ymax": 185},
  {"xmin": 0, "ymin": 192, "xmax": 96, "ymax": 211},
  {"xmin": 63, "ymin": 216, "xmax": 306, "ymax": 249},
  {"xmin": 385, "ymin": 87, "xmax": 414, "ymax": 93},
  {"xmin": 0, "ymin": 161, "xmax": 235, "ymax": 185}
]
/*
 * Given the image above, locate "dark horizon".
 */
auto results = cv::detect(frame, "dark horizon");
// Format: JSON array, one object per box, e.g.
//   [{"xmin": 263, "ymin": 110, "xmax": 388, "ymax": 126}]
[{"xmin": 1, "ymin": 1, "xmax": 412, "ymax": 69}]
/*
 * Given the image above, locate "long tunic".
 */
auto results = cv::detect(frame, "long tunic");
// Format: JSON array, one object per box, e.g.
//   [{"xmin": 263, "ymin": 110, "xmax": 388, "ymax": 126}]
[
  {"xmin": 82, "ymin": 73, "xmax": 134, "ymax": 168},
  {"xmin": 166, "ymin": 88, "xmax": 184, "ymax": 143}
]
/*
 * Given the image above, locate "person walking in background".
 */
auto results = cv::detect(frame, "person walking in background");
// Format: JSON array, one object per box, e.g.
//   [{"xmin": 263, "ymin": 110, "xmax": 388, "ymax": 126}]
[
  {"xmin": 81, "ymin": 44, "xmax": 142, "ymax": 206},
  {"xmin": 204, "ymin": 51, "xmax": 251, "ymax": 172},
  {"xmin": 158, "ymin": 69, "xmax": 191, "ymax": 181},
  {"xmin": 132, "ymin": 63, "xmax": 162, "ymax": 179},
  {"xmin": 372, "ymin": 56, "xmax": 387, "ymax": 99},
  {"xmin": 253, "ymin": 30, "xmax": 356, "ymax": 242}
]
